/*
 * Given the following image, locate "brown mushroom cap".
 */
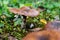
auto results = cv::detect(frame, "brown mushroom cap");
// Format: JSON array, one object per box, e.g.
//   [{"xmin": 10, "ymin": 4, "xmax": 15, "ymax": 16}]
[
  {"xmin": 45, "ymin": 21, "xmax": 60, "ymax": 31},
  {"xmin": 9, "ymin": 6, "xmax": 40, "ymax": 17}
]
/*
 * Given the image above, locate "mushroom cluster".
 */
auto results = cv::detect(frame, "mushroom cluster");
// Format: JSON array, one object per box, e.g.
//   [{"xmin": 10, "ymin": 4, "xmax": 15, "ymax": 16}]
[{"xmin": 22, "ymin": 21, "xmax": 60, "ymax": 40}]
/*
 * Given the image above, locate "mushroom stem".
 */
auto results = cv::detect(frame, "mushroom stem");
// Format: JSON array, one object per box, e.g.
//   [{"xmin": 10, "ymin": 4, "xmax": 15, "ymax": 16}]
[{"xmin": 21, "ymin": 15, "xmax": 27, "ymax": 29}]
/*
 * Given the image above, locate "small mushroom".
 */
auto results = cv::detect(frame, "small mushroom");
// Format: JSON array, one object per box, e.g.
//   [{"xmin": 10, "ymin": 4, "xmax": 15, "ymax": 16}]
[{"xmin": 9, "ymin": 6, "xmax": 45, "ymax": 29}]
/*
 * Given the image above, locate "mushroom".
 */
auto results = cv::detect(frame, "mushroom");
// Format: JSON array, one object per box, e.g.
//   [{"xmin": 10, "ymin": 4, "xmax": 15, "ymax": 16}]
[
  {"xmin": 9, "ymin": 6, "xmax": 45, "ymax": 29},
  {"xmin": 45, "ymin": 21, "xmax": 60, "ymax": 31},
  {"xmin": 22, "ymin": 30, "xmax": 60, "ymax": 40}
]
